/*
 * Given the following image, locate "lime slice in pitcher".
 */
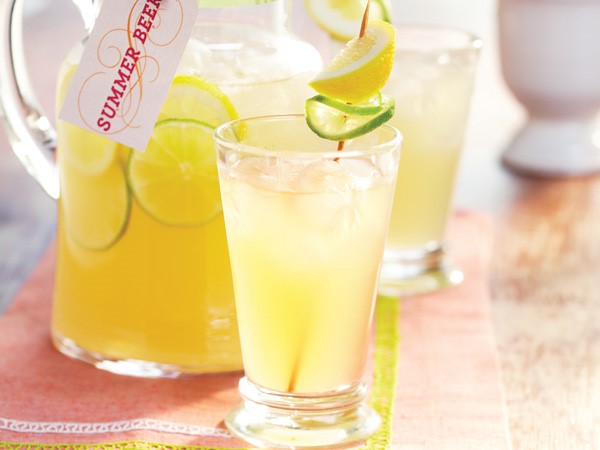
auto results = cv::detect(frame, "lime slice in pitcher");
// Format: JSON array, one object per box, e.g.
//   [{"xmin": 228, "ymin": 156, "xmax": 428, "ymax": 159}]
[
  {"xmin": 127, "ymin": 119, "xmax": 221, "ymax": 227},
  {"xmin": 158, "ymin": 75, "xmax": 238, "ymax": 127},
  {"xmin": 61, "ymin": 160, "xmax": 131, "ymax": 250}
]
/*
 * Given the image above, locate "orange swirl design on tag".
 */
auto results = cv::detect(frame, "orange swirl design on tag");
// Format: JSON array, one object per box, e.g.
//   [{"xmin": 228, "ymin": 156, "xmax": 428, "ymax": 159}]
[
  {"xmin": 85, "ymin": 0, "xmax": 181, "ymax": 134},
  {"xmin": 60, "ymin": 0, "xmax": 199, "ymax": 152}
]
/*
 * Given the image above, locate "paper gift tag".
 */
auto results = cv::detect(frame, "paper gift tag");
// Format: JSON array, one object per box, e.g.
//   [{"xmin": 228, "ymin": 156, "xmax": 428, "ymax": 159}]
[
  {"xmin": 59, "ymin": 0, "xmax": 199, "ymax": 152},
  {"xmin": 197, "ymin": 0, "xmax": 277, "ymax": 5}
]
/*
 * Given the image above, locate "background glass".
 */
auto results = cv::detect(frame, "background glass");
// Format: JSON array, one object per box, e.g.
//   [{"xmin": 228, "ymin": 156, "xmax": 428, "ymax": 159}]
[
  {"xmin": 379, "ymin": 25, "xmax": 481, "ymax": 297},
  {"xmin": 215, "ymin": 115, "xmax": 401, "ymax": 449}
]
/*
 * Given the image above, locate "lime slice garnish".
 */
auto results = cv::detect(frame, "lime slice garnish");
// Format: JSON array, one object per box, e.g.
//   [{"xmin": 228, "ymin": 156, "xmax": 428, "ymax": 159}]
[
  {"xmin": 304, "ymin": 0, "xmax": 393, "ymax": 42},
  {"xmin": 158, "ymin": 74, "xmax": 238, "ymax": 127},
  {"xmin": 311, "ymin": 92, "xmax": 384, "ymax": 116},
  {"xmin": 309, "ymin": 19, "xmax": 395, "ymax": 103},
  {"xmin": 60, "ymin": 158, "xmax": 130, "ymax": 250},
  {"xmin": 305, "ymin": 93, "xmax": 395, "ymax": 141},
  {"xmin": 127, "ymin": 119, "xmax": 221, "ymax": 227}
]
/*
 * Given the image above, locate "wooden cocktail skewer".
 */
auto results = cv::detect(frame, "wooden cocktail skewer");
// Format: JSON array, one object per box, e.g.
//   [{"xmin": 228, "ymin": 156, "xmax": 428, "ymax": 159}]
[
  {"xmin": 359, "ymin": 0, "xmax": 371, "ymax": 38},
  {"xmin": 287, "ymin": 0, "xmax": 372, "ymax": 393},
  {"xmin": 337, "ymin": 1, "xmax": 370, "ymax": 153}
]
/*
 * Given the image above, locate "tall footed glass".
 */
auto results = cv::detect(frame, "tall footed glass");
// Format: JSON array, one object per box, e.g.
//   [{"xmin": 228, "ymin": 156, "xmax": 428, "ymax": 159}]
[
  {"xmin": 379, "ymin": 25, "xmax": 481, "ymax": 297},
  {"xmin": 0, "ymin": 0, "xmax": 322, "ymax": 377},
  {"xmin": 215, "ymin": 115, "xmax": 401, "ymax": 449}
]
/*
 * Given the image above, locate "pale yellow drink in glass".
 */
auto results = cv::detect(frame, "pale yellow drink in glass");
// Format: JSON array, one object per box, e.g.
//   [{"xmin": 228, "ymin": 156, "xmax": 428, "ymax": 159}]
[
  {"xmin": 223, "ymin": 165, "xmax": 394, "ymax": 393},
  {"xmin": 51, "ymin": 22, "xmax": 321, "ymax": 375},
  {"xmin": 379, "ymin": 26, "xmax": 481, "ymax": 296},
  {"xmin": 216, "ymin": 115, "xmax": 401, "ymax": 448},
  {"xmin": 385, "ymin": 70, "xmax": 471, "ymax": 247}
]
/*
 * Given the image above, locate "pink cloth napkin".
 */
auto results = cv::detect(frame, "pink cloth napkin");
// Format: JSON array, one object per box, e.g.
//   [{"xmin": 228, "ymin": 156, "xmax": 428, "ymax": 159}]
[
  {"xmin": 0, "ymin": 210, "xmax": 511, "ymax": 449},
  {"xmin": 393, "ymin": 211, "xmax": 511, "ymax": 449}
]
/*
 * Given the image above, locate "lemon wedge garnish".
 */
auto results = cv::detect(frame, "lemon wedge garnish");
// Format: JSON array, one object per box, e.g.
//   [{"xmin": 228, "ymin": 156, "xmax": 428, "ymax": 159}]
[
  {"xmin": 304, "ymin": 0, "xmax": 393, "ymax": 42},
  {"xmin": 309, "ymin": 19, "xmax": 395, "ymax": 104}
]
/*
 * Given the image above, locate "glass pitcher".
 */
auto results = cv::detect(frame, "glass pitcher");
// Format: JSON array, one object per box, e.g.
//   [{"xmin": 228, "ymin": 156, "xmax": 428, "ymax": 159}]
[{"xmin": 0, "ymin": 0, "xmax": 322, "ymax": 377}]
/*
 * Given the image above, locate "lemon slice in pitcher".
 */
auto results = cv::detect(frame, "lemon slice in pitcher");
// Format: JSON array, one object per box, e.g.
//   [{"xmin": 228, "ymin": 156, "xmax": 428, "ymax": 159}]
[
  {"xmin": 309, "ymin": 19, "xmax": 395, "ymax": 103},
  {"xmin": 128, "ymin": 119, "xmax": 221, "ymax": 227},
  {"xmin": 305, "ymin": 0, "xmax": 393, "ymax": 42},
  {"xmin": 61, "ymin": 159, "xmax": 131, "ymax": 250},
  {"xmin": 57, "ymin": 64, "xmax": 119, "ymax": 175},
  {"xmin": 59, "ymin": 122, "xmax": 119, "ymax": 175},
  {"xmin": 158, "ymin": 75, "xmax": 238, "ymax": 127}
]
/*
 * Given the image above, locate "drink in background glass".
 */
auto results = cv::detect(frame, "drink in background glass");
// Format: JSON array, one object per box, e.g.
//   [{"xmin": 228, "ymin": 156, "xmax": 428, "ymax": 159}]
[
  {"xmin": 51, "ymin": 1, "xmax": 322, "ymax": 377},
  {"xmin": 379, "ymin": 25, "xmax": 481, "ymax": 296},
  {"xmin": 215, "ymin": 115, "xmax": 401, "ymax": 449}
]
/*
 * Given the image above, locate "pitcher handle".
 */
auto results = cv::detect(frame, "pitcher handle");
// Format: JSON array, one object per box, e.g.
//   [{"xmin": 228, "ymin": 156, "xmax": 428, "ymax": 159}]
[{"xmin": 0, "ymin": 0, "xmax": 59, "ymax": 199}]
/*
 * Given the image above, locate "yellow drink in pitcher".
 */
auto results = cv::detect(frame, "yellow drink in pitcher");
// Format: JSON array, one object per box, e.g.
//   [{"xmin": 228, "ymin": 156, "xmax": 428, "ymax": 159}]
[
  {"xmin": 54, "ymin": 189, "xmax": 236, "ymax": 370},
  {"xmin": 52, "ymin": 24, "xmax": 321, "ymax": 375}
]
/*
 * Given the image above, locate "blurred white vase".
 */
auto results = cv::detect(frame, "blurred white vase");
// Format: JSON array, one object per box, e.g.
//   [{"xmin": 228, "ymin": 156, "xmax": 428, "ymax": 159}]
[
  {"xmin": 24, "ymin": 0, "xmax": 51, "ymax": 16},
  {"xmin": 499, "ymin": 0, "xmax": 600, "ymax": 177}
]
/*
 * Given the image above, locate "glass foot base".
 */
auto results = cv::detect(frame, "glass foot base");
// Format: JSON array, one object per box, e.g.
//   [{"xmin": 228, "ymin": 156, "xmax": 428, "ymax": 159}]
[
  {"xmin": 379, "ymin": 264, "xmax": 464, "ymax": 297},
  {"xmin": 379, "ymin": 243, "xmax": 464, "ymax": 296},
  {"xmin": 52, "ymin": 333, "xmax": 243, "ymax": 378},
  {"xmin": 225, "ymin": 378, "xmax": 380, "ymax": 449},
  {"xmin": 502, "ymin": 118, "xmax": 600, "ymax": 178}
]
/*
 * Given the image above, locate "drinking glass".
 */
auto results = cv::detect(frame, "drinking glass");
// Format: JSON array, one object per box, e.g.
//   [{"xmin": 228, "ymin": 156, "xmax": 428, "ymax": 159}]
[
  {"xmin": 215, "ymin": 115, "xmax": 401, "ymax": 449},
  {"xmin": 379, "ymin": 25, "xmax": 481, "ymax": 297}
]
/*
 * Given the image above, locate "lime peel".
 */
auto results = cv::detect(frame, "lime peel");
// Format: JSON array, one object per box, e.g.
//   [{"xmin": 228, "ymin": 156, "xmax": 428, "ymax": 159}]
[
  {"xmin": 312, "ymin": 92, "xmax": 384, "ymax": 116},
  {"xmin": 305, "ymin": 93, "xmax": 395, "ymax": 141}
]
